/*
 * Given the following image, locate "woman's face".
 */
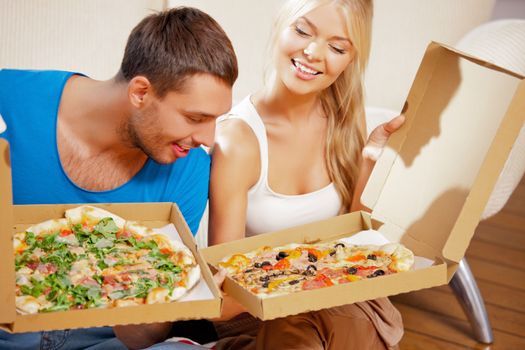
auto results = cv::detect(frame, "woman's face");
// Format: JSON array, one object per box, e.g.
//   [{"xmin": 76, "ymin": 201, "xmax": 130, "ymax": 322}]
[{"xmin": 276, "ymin": 2, "xmax": 355, "ymax": 96}]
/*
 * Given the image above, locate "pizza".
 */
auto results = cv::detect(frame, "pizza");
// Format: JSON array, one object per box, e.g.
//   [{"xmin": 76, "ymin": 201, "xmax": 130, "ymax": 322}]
[
  {"xmin": 218, "ymin": 240, "xmax": 414, "ymax": 297},
  {"xmin": 14, "ymin": 205, "xmax": 200, "ymax": 314}
]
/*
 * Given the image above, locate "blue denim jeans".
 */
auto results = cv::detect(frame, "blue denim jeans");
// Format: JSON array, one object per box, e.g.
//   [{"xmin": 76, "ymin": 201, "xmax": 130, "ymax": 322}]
[
  {"xmin": 0, "ymin": 327, "xmax": 127, "ymax": 350},
  {"xmin": 145, "ymin": 342, "xmax": 206, "ymax": 350}
]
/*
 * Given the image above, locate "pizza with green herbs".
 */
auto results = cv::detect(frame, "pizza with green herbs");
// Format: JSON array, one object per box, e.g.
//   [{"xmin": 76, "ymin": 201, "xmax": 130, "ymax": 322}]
[{"xmin": 14, "ymin": 206, "xmax": 200, "ymax": 314}]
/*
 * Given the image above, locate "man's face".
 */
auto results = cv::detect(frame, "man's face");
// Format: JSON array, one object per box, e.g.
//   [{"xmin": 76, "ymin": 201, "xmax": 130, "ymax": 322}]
[{"xmin": 127, "ymin": 74, "xmax": 232, "ymax": 164}]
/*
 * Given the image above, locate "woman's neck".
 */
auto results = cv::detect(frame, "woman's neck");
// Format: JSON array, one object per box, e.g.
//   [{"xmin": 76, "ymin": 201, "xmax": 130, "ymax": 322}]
[{"xmin": 255, "ymin": 79, "xmax": 324, "ymax": 123}]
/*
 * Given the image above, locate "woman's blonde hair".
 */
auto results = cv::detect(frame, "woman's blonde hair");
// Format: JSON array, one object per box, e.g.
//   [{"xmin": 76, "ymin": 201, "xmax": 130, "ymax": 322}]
[{"xmin": 265, "ymin": 0, "xmax": 373, "ymax": 213}]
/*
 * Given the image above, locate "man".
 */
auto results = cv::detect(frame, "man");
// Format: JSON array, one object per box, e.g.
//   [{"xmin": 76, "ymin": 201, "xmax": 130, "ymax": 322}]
[{"xmin": 0, "ymin": 7, "xmax": 237, "ymax": 350}]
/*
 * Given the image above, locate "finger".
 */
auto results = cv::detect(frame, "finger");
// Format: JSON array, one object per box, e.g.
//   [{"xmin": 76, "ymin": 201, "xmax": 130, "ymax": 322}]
[
  {"xmin": 383, "ymin": 114, "xmax": 405, "ymax": 134},
  {"xmin": 212, "ymin": 267, "xmax": 228, "ymax": 288}
]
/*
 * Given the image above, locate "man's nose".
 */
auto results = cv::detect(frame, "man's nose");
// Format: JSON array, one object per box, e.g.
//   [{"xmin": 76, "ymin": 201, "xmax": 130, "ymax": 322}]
[{"xmin": 193, "ymin": 122, "xmax": 216, "ymax": 148}]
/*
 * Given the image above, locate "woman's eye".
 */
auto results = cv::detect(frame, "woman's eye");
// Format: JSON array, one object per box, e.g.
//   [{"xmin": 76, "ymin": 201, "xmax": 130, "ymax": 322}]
[
  {"xmin": 329, "ymin": 45, "xmax": 346, "ymax": 54},
  {"xmin": 294, "ymin": 25, "xmax": 311, "ymax": 37}
]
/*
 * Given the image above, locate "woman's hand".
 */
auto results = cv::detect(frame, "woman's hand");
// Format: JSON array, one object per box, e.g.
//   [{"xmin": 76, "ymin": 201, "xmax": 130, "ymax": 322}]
[
  {"xmin": 363, "ymin": 115, "xmax": 405, "ymax": 161},
  {"xmin": 211, "ymin": 268, "xmax": 247, "ymax": 322},
  {"xmin": 350, "ymin": 114, "xmax": 405, "ymax": 212}
]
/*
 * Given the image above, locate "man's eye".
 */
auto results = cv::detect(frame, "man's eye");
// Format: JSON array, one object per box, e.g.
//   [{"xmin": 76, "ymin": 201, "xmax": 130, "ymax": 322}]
[
  {"xmin": 294, "ymin": 25, "xmax": 311, "ymax": 37},
  {"xmin": 186, "ymin": 116, "xmax": 203, "ymax": 123}
]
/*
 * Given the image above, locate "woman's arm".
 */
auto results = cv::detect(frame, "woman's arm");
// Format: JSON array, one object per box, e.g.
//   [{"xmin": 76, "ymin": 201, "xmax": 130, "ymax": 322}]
[
  {"xmin": 350, "ymin": 115, "xmax": 405, "ymax": 212},
  {"xmin": 208, "ymin": 119, "xmax": 260, "ymax": 320},
  {"xmin": 209, "ymin": 119, "xmax": 260, "ymax": 243}
]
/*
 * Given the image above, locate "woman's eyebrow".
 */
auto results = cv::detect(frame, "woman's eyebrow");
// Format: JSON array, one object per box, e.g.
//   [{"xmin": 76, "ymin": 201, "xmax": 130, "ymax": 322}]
[{"xmin": 299, "ymin": 16, "xmax": 352, "ymax": 44}]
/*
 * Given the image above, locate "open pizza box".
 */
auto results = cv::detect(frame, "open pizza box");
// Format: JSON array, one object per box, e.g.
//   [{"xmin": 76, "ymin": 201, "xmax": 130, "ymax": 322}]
[
  {"xmin": 0, "ymin": 144, "xmax": 222, "ymax": 332},
  {"xmin": 201, "ymin": 42, "xmax": 525, "ymax": 321}
]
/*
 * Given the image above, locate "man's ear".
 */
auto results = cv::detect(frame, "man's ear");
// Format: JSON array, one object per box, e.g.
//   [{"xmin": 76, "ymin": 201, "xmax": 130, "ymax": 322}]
[{"xmin": 128, "ymin": 76, "xmax": 152, "ymax": 108}]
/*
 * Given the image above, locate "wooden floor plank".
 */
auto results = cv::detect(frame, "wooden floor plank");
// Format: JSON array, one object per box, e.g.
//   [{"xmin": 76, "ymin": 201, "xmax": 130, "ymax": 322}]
[
  {"xmin": 394, "ymin": 303, "xmax": 486, "ymax": 348},
  {"xmin": 463, "ymin": 257, "xmax": 525, "ymax": 291},
  {"xmin": 394, "ymin": 303, "xmax": 525, "ymax": 350},
  {"xmin": 473, "ymin": 224, "xmax": 525, "ymax": 252},
  {"xmin": 391, "ymin": 288, "xmax": 525, "ymax": 337},
  {"xmin": 483, "ymin": 211, "xmax": 525, "ymax": 232},
  {"xmin": 433, "ymin": 281, "xmax": 525, "ymax": 313},
  {"xmin": 503, "ymin": 186, "xmax": 525, "ymax": 216},
  {"xmin": 465, "ymin": 240, "xmax": 525, "ymax": 270},
  {"xmin": 400, "ymin": 330, "xmax": 471, "ymax": 350}
]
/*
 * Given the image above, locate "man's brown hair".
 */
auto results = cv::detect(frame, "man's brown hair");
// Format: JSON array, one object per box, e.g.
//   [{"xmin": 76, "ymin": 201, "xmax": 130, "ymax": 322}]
[{"xmin": 118, "ymin": 7, "xmax": 238, "ymax": 96}]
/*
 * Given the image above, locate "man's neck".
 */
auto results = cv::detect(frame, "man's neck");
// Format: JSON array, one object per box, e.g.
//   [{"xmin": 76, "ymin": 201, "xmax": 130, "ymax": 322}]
[
  {"xmin": 56, "ymin": 75, "xmax": 147, "ymax": 191},
  {"xmin": 58, "ymin": 75, "xmax": 135, "ymax": 155}
]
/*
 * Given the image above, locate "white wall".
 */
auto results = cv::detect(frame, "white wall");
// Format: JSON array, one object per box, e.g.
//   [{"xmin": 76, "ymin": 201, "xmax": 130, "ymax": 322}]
[
  {"xmin": 0, "ymin": 0, "xmax": 164, "ymax": 80},
  {"xmin": 168, "ymin": 0, "xmax": 282, "ymax": 103}
]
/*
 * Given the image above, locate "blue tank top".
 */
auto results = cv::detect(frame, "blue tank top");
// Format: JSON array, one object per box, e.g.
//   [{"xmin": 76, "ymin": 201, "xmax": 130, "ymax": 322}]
[{"xmin": 0, "ymin": 69, "xmax": 209, "ymax": 234}]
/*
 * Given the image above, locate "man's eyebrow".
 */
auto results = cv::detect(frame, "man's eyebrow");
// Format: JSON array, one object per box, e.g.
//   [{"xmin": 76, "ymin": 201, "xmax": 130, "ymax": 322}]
[
  {"xmin": 183, "ymin": 111, "xmax": 217, "ymax": 118},
  {"xmin": 299, "ymin": 16, "xmax": 352, "ymax": 44}
]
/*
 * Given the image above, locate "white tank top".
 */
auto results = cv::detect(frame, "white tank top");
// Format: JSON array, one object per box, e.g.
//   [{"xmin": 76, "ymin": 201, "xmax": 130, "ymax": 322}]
[{"xmin": 219, "ymin": 96, "xmax": 341, "ymax": 237}]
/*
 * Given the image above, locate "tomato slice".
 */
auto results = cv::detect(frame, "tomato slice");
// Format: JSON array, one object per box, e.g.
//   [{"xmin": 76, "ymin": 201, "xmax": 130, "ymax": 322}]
[
  {"xmin": 273, "ymin": 258, "xmax": 290, "ymax": 270},
  {"xmin": 59, "ymin": 229, "xmax": 73, "ymax": 237},
  {"xmin": 160, "ymin": 248, "xmax": 172, "ymax": 255}
]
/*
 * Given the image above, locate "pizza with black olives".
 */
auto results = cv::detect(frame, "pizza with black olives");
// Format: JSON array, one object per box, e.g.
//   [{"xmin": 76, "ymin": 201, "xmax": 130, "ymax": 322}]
[
  {"xmin": 14, "ymin": 206, "xmax": 200, "ymax": 314},
  {"xmin": 218, "ymin": 240, "xmax": 414, "ymax": 297}
]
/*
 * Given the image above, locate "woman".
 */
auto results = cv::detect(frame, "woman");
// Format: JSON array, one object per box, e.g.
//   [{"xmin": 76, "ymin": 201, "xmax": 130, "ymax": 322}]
[{"xmin": 209, "ymin": 0, "xmax": 405, "ymax": 349}]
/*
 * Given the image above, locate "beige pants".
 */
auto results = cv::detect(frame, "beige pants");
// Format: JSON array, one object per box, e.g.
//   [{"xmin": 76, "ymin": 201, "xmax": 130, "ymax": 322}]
[{"xmin": 214, "ymin": 298, "xmax": 403, "ymax": 350}]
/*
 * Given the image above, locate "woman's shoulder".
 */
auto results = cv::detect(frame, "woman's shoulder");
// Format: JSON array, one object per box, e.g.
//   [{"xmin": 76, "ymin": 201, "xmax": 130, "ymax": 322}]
[{"xmin": 214, "ymin": 117, "xmax": 259, "ymax": 169}]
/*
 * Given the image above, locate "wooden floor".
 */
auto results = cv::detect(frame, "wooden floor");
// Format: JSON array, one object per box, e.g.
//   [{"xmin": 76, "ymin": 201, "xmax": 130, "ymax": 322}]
[{"xmin": 392, "ymin": 176, "xmax": 525, "ymax": 350}]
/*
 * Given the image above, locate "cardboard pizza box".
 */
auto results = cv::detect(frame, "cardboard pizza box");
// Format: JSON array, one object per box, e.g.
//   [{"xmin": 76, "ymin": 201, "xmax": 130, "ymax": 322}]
[
  {"xmin": 201, "ymin": 41, "xmax": 525, "ymax": 320},
  {"xmin": 0, "ymin": 144, "xmax": 222, "ymax": 332}
]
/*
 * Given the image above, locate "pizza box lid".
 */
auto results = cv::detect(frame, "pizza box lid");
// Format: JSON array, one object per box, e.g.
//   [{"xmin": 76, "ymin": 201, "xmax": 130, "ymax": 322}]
[
  {"xmin": 361, "ymin": 42, "xmax": 525, "ymax": 264},
  {"xmin": 0, "ymin": 139, "xmax": 15, "ymax": 324}
]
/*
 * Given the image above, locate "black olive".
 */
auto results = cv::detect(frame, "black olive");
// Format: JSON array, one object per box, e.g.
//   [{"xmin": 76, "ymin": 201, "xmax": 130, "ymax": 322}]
[
  {"xmin": 288, "ymin": 280, "xmax": 300, "ymax": 285},
  {"xmin": 260, "ymin": 261, "xmax": 271, "ymax": 267},
  {"xmin": 367, "ymin": 269, "xmax": 385, "ymax": 278},
  {"xmin": 244, "ymin": 268, "xmax": 254, "ymax": 273},
  {"xmin": 347, "ymin": 267, "xmax": 358, "ymax": 275},
  {"xmin": 262, "ymin": 281, "xmax": 269, "ymax": 288},
  {"xmin": 367, "ymin": 254, "xmax": 377, "ymax": 261},
  {"xmin": 278, "ymin": 251, "xmax": 289, "ymax": 258},
  {"xmin": 254, "ymin": 262, "xmax": 261, "ymax": 268},
  {"xmin": 329, "ymin": 250, "xmax": 336, "ymax": 256},
  {"xmin": 334, "ymin": 243, "xmax": 345, "ymax": 248},
  {"xmin": 259, "ymin": 275, "xmax": 270, "ymax": 282},
  {"xmin": 307, "ymin": 253, "xmax": 318, "ymax": 263},
  {"xmin": 304, "ymin": 265, "xmax": 317, "ymax": 276},
  {"xmin": 275, "ymin": 255, "xmax": 283, "ymax": 261}
]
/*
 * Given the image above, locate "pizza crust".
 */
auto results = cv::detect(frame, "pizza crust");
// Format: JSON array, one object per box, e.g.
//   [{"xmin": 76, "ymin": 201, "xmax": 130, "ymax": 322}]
[
  {"xmin": 65, "ymin": 205, "xmax": 125, "ymax": 229},
  {"xmin": 26, "ymin": 218, "xmax": 69, "ymax": 236}
]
